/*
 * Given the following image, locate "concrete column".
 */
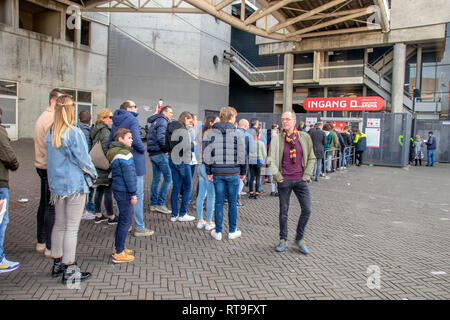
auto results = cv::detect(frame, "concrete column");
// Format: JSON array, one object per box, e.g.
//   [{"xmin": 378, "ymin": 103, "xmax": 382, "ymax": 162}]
[
  {"xmin": 283, "ymin": 52, "xmax": 294, "ymax": 112},
  {"xmin": 313, "ymin": 50, "xmax": 321, "ymax": 82},
  {"xmin": 415, "ymin": 46, "xmax": 423, "ymax": 93},
  {"xmin": 391, "ymin": 43, "xmax": 407, "ymax": 113},
  {"xmin": 323, "ymin": 87, "xmax": 328, "ymax": 118}
]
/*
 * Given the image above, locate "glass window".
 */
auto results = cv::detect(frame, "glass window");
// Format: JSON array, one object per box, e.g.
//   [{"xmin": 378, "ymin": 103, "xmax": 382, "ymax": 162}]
[
  {"xmin": 77, "ymin": 91, "xmax": 92, "ymax": 103},
  {"xmin": 421, "ymin": 66, "xmax": 437, "ymax": 100},
  {"xmin": 436, "ymin": 65, "xmax": 450, "ymax": 93},
  {"xmin": 0, "ymin": 98, "xmax": 16, "ymax": 124},
  {"xmin": 0, "ymin": 81, "xmax": 17, "ymax": 96},
  {"xmin": 80, "ymin": 19, "xmax": 90, "ymax": 46}
]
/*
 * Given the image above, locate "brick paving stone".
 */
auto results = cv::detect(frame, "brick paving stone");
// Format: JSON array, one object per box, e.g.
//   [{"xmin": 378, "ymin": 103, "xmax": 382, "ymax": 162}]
[{"xmin": 0, "ymin": 139, "xmax": 449, "ymax": 300}]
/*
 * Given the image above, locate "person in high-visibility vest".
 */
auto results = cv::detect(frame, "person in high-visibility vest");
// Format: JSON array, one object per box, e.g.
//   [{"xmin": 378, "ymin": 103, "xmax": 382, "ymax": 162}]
[{"xmin": 353, "ymin": 129, "xmax": 367, "ymax": 166}]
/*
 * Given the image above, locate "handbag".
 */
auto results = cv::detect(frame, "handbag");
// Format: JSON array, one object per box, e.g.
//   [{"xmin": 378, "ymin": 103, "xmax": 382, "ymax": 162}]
[{"xmin": 89, "ymin": 141, "xmax": 110, "ymax": 170}]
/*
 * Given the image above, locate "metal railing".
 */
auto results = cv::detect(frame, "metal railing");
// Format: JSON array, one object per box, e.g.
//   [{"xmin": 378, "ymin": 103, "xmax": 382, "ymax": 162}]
[{"xmin": 320, "ymin": 146, "xmax": 356, "ymax": 179}]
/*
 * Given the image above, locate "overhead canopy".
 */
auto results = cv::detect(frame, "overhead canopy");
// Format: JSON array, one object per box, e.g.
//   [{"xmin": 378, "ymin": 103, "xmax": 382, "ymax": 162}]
[{"xmin": 61, "ymin": 0, "xmax": 389, "ymax": 41}]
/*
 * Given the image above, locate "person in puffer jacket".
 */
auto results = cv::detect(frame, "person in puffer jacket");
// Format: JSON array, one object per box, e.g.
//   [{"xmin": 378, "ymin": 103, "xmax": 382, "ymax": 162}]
[
  {"xmin": 106, "ymin": 128, "xmax": 137, "ymax": 264},
  {"xmin": 205, "ymin": 106, "xmax": 246, "ymax": 241}
]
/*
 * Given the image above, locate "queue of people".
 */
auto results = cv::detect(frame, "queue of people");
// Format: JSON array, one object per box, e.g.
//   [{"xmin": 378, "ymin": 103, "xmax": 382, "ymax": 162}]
[{"xmin": 0, "ymin": 88, "xmax": 439, "ymax": 282}]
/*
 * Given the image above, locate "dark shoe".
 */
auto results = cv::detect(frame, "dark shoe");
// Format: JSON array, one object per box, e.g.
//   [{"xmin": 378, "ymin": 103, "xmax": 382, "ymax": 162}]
[
  {"xmin": 249, "ymin": 193, "xmax": 256, "ymax": 199},
  {"xmin": 314, "ymin": 178, "xmax": 318, "ymax": 182},
  {"xmin": 94, "ymin": 215, "xmax": 108, "ymax": 224},
  {"xmin": 51, "ymin": 258, "xmax": 64, "ymax": 278},
  {"xmin": 108, "ymin": 216, "xmax": 119, "ymax": 225},
  {"xmin": 270, "ymin": 192, "xmax": 276, "ymax": 196},
  {"xmin": 274, "ymin": 192, "xmax": 279, "ymax": 197},
  {"xmin": 61, "ymin": 263, "xmax": 91, "ymax": 284}
]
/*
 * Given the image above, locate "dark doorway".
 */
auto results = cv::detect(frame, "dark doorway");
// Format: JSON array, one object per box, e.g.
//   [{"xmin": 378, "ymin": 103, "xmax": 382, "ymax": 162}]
[{"xmin": 293, "ymin": 104, "xmax": 306, "ymax": 113}]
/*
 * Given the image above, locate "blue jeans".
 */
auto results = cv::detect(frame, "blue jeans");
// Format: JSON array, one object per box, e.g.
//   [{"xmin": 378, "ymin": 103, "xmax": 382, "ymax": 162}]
[
  {"xmin": 133, "ymin": 175, "xmax": 145, "ymax": 230},
  {"xmin": 313, "ymin": 158, "xmax": 322, "ymax": 179},
  {"xmin": 213, "ymin": 174, "xmax": 239, "ymax": 233},
  {"xmin": 113, "ymin": 191, "xmax": 133, "ymax": 254},
  {"xmin": 150, "ymin": 153, "xmax": 172, "ymax": 206},
  {"xmin": 169, "ymin": 160, "xmax": 192, "ymax": 218},
  {"xmin": 427, "ymin": 149, "xmax": 435, "ymax": 166},
  {"xmin": 0, "ymin": 188, "xmax": 9, "ymax": 261},
  {"xmin": 196, "ymin": 164, "xmax": 215, "ymax": 222}
]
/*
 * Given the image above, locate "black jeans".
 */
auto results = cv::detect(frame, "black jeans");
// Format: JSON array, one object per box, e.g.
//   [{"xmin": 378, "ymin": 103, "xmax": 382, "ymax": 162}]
[
  {"xmin": 278, "ymin": 179, "xmax": 312, "ymax": 241},
  {"xmin": 94, "ymin": 185, "xmax": 114, "ymax": 216},
  {"xmin": 356, "ymin": 151, "xmax": 364, "ymax": 165},
  {"xmin": 36, "ymin": 168, "xmax": 55, "ymax": 250},
  {"xmin": 249, "ymin": 164, "xmax": 262, "ymax": 193}
]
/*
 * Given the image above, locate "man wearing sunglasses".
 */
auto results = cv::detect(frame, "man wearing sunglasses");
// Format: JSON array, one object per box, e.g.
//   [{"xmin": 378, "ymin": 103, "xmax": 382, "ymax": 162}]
[{"xmin": 108, "ymin": 100, "xmax": 154, "ymax": 237}]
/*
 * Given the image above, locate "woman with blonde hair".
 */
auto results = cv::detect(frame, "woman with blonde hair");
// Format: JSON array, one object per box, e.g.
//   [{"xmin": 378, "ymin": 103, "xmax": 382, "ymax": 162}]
[
  {"xmin": 413, "ymin": 134, "xmax": 424, "ymax": 166},
  {"xmin": 45, "ymin": 94, "xmax": 97, "ymax": 284},
  {"xmin": 91, "ymin": 108, "xmax": 117, "ymax": 224}
]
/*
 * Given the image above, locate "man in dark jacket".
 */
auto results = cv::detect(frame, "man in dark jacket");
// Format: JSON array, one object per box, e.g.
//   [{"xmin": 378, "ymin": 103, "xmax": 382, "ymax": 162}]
[
  {"xmin": 108, "ymin": 100, "xmax": 153, "ymax": 237},
  {"xmin": 205, "ymin": 107, "xmax": 246, "ymax": 241},
  {"xmin": 147, "ymin": 106, "xmax": 173, "ymax": 214},
  {"xmin": 353, "ymin": 129, "xmax": 367, "ymax": 166},
  {"xmin": 308, "ymin": 122, "xmax": 326, "ymax": 181},
  {"xmin": 0, "ymin": 107, "xmax": 20, "ymax": 273},
  {"xmin": 336, "ymin": 130, "xmax": 347, "ymax": 170},
  {"xmin": 341, "ymin": 126, "xmax": 353, "ymax": 167},
  {"xmin": 425, "ymin": 131, "xmax": 437, "ymax": 166}
]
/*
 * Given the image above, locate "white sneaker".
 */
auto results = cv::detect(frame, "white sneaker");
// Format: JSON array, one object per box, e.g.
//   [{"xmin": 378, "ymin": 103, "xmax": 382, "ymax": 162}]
[
  {"xmin": 211, "ymin": 230, "xmax": 222, "ymax": 241},
  {"xmin": 239, "ymin": 192, "xmax": 247, "ymax": 195},
  {"xmin": 205, "ymin": 222, "xmax": 216, "ymax": 231},
  {"xmin": 0, "ymin": 258, "xmax": 20, "ymax": 273},
  {"xmin": 170, "ymin": 216, "xmax": 178, "ymax": 222},
  {"xmin": 178, "ymin": 214, "xmax": 195, "ymax": 222},
  {"xmin": 228, "ymin": 230, "xmax": 242, "ymax": 240},
  {"xmin": 81, "ymin": 210, "xmax": 95, "ymax": 220},
  {"xmin": 197, "ymin": 221, "xmax": 206, "ymax": 229}
]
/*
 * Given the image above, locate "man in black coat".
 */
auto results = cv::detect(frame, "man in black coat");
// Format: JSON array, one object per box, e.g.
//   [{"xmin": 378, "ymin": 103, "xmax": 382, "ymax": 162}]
[
  {"xmin": 308, "ymin": 122, "xmax": 326, "ymax": 181},
  {"xmin": 147, "ymin": 106, "xmax": 173, "ymax": 214},
  {"xmin": 341, "ymin": 126, "xmax": 353, "ymax": 167}
]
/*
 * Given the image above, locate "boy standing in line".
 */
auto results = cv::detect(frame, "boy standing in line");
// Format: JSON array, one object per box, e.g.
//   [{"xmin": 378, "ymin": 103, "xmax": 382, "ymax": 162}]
[{"xmin": 107, "ymin": 129, "xmax": 138, "ymax": 263}]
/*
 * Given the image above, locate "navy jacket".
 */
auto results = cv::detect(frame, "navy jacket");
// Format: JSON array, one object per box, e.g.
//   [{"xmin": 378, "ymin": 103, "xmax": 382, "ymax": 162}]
[
  {"xmin": 146, "ymin": 114, "xmax": 169, "ymax": 156},
  {"xmin": 108, "ymin": 109, "xmax": 146, "ymax": 176},
  {"xmin": 106, "ymin": 141, "xmax": 137, "ymax": 196},
  {"xmin": 76, "ymin": 122, "xmax": 92, "ymax": 151},
  {"xmin": 205, "ymin": 122, "xmax": 246, "ymax": 176},
  {"xmin": 426, "ymin": 135, "xmax": 437, "ymax": 150}
]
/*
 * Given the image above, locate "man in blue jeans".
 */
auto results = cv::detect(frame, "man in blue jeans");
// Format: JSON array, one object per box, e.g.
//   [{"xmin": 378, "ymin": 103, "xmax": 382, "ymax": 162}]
[
  {"xmin": 108, "ymin": 100, "xmax": 153, "ymax": 237},
  {"xmin": 206, "ymin": 106, "xmax": 246, "ymax": 241},
  {"xmin": 425, "ymin": 131, "xmax": 437, "ymax": 167},
  {"xmin": 147, "ymin": 106, "xmax": 173, "ymax": 214},
  {"xmin": 0, "ymin": 114, "xmax": 20, "ymax": 273}
]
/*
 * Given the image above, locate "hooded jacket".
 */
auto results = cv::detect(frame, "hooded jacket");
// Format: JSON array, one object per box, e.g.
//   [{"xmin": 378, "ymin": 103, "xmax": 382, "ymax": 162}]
[
  {"xmin": 165, "ymin": 121, "xmax": 193, "ymax": 163},
  {"xmin": 76, "ymin": 122, "xmax": 92, "ymax": 151},
  {"xmin": 205, "ymin": 122, "xmax": 246, "ymax": 176},
  {"xmin": 108, "ymin": 109, "xmax": 146, "ymax": 176},
  {"xmin": 106, "ymin": 141, "xmax": 137, "ymax": 196},
  {"xmin": 146, "ymin": 114, "xmax": 169, "ymax": 156}
]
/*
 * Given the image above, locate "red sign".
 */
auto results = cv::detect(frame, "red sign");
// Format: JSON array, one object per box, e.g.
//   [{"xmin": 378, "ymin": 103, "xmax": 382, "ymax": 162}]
[
  {"xmin": 303, "ymin": 96, "xmax": 384, "ymax": 111},
  {"xmin": 330, "ymin": 122, "xmax": 347, "ymax": 132}
]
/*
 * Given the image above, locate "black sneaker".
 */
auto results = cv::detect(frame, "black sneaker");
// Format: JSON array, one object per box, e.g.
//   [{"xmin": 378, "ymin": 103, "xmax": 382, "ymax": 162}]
[
  {"xmin": 94, "ymin": 215, "xmax": 108, "ymax": 224},
  {"xmin": 108, "ymin": 216, "xmax": 119, "ymax": 225}
]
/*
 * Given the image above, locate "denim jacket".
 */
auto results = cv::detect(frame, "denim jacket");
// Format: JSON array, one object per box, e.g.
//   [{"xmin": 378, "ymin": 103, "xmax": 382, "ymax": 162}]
[{"xmin": 46, "ymin": 126, "xmax": 98, "ymax": 198}]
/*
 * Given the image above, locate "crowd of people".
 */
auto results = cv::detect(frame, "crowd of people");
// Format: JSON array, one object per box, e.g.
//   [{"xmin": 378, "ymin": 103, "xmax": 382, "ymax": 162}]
[{"xmin": 0, "ymin": 88, "xmax": 437, "ymax": 283}]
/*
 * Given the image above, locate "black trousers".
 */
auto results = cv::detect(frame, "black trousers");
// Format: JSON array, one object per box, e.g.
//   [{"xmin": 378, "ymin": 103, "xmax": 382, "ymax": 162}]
[
  {"xmin": 356, "ymin": 151, "xmax": 364, "ymax": 165},
  {"xmin": 278, "ymin": 179, "xmax": 312, "ymax": 241},
  {"xmin": 415, "ymin": 159, "xmax": 422, "ymax": 166},
  {"xmin": 94, "ymin": 185, "xmax": 114, "ymax": 216},
  {"xmin": 36, "ymin": 168, "xmax": 55, "ymax": 250},
  {"xmin": 248, "ymin": 165, "xmax": 261, "ymax": 193}
]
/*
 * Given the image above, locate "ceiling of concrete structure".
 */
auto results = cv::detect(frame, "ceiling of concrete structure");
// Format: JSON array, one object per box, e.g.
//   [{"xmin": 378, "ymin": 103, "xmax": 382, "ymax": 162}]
[{"xmin": 59, "ymin": 0, "xmax": 388, "ymax": 42}]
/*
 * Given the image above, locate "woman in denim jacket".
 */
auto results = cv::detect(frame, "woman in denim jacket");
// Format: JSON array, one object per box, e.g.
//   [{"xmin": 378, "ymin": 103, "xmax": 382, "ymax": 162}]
[{"xmin": 45, "ymin": 94, "xmax": 97, "ymax": 284}]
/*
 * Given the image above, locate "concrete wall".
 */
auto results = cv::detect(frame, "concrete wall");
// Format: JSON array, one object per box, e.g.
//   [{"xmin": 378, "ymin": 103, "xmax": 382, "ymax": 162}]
[
  {"xmin": 0, "ymin": 0, "xmax": 109, "ymax": 138},
  {"xmin": 107, "ymin": 1, "xmax": 231, "ymax": 122},
  {"xmin": 390, "ymin": 0, "xmax": 450, "ymax": 30}
]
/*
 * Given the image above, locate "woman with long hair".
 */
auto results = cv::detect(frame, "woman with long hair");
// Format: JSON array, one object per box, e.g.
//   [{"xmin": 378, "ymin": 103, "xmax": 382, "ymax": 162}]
[
  {"xmin": 195, "ymin": 115, "xmax": 219, "ymax": 230},
  {"xmin": 91, "ymin": 109, "xmax": 117, "ymax": 224},
  {"xmin": 166, "ymin": 111, "xmax": 196, "ymax": 222},
  {"xmin": 45, "ymin": 94, "xmax": 97, "ymax": 284}
]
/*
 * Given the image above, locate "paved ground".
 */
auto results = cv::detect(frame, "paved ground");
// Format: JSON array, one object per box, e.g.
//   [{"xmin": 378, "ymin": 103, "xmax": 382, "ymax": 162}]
[{"xmin": 0, "ymin": 139, "xmax": 449, "ymax": 300}]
